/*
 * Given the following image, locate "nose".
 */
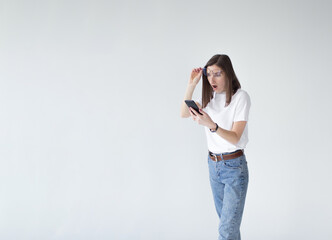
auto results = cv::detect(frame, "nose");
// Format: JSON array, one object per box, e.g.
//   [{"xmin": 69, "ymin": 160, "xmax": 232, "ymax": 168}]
[{"xmin": 209, "ymin": 76, "xmax": 216, "ymax": 83}]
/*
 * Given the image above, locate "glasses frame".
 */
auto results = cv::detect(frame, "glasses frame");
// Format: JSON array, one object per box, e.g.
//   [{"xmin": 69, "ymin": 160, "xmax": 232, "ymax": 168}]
[{"xmin": 203, "ymin": 68, "xmax": 223, "ymax": 78}]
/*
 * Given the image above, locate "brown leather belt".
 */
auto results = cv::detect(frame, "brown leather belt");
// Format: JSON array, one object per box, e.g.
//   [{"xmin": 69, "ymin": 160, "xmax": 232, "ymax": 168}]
[{"xmin": 209, "ymin": 149, "xmax": 244, "ymax": 162}]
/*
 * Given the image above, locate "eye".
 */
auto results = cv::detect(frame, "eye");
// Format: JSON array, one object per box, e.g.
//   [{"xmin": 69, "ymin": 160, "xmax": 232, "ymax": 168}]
[{"xmin": 215, "ymin": 71, "xmax": 222, "ymax": 77}]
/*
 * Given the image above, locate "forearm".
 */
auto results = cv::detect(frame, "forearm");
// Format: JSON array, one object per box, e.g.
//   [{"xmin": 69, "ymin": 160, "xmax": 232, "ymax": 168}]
[
  {"xmin": 180, "ymin": 84, "xmax": 196, "ymax": 118},
  {"xmin": 208, "ymin": 122, "xmax": 241, "ymax": 145},
  {"xmin": 216, "ymin": 127, "xmax": 240, "ymax": 145}
]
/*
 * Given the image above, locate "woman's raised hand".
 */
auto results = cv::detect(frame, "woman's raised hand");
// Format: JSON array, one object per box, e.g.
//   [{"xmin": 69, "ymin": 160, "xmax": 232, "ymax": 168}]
[{"xmin": 189, "ymin": 67, "xmax": 203, "ymax": 86}]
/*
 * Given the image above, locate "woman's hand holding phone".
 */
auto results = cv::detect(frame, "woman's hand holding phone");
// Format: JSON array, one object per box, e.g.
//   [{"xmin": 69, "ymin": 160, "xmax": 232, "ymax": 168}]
[{"xmin": 189, "ymin": 107, "xmax": 215, "ymax": 130}]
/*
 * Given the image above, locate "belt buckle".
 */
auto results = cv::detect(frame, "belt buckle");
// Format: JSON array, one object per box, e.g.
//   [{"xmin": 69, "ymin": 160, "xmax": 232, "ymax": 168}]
[{"xmin": 211, "ymin": 152, "xmax": 218, "ymax": 162}]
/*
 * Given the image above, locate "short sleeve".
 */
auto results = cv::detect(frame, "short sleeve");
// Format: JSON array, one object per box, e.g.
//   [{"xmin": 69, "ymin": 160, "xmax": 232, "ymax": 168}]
[{"xmin": 234, "ymin": 91, "xmax": 251, "ymax": 122}]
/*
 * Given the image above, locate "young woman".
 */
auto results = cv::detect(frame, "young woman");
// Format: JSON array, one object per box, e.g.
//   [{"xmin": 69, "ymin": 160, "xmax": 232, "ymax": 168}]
[{"xmin": 180, "ymin": 54, "xmax": 251, "ymax": 240}]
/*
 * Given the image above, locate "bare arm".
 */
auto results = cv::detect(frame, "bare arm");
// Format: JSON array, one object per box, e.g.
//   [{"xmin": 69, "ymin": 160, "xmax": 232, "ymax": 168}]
[
  {"xmin": 213, "ymin": 121, "xmax": 247, "ymax": 145},
  {"xmin": 180, "ymin": 68, "xmax": 203, "ymax": 118},
  {"xmin": 180, "ymin": 85, "xmax": 202, "ymax": 118},
  {"xmin": 189, "ymin": 107, "xmax": 247, "ymax": 145}
]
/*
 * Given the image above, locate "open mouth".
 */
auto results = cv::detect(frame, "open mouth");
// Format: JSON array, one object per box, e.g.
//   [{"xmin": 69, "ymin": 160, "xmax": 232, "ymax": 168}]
[{"xmin": 212, "ymin": 85, "xmax": 217, "ymax": 90}]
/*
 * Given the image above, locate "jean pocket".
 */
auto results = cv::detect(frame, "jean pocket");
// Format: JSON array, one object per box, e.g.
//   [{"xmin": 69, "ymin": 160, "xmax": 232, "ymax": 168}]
[{"xmin": 223, "ymin": 158, "xmax": 243, "ymax": 169}]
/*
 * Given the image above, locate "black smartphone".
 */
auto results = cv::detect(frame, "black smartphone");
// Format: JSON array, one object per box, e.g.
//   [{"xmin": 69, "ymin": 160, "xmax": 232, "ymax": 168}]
[{"xmin": 184, "ymin": 100, "xmax": 202, "ymax": 115}]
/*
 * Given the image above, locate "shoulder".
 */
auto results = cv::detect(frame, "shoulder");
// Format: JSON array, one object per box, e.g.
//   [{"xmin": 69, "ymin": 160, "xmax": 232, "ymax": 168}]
[{"xmin": 233, "ymin": 89, "xmax": 250, "ymax": 102}]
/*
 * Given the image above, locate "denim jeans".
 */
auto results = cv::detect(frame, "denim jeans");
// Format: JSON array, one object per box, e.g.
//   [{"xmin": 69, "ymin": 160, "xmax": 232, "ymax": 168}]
[{"xmin": 208, "ymin": 151, "xmax": 249, "ymax": 240}]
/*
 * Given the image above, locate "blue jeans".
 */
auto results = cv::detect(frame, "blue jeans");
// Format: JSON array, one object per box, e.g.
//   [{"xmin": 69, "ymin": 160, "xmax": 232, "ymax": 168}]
[{"xmin": 208, "ymin": 151, "xmax": 249, "ymax": 240}]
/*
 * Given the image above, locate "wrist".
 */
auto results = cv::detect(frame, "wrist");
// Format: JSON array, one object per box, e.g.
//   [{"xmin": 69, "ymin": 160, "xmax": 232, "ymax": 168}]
[
  {"xmin": 209, "ymin": 122, "xmax": 218, "ymax": 132},
  {"xmin": 187, "ymin": 83, "xmax": 197, "ymax": 90}
]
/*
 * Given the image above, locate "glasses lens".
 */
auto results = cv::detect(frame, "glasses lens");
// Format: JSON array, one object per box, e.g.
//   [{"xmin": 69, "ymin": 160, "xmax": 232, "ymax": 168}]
[{"xmin": 215, "ymin": 71, "xmax": 221, "ymax": 77}]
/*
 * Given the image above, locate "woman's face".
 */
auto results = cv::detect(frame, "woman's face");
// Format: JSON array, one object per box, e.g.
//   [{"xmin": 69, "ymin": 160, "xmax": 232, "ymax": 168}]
[{"xmin": 206, "ymin": 64, "xmax": 226, "ymax": 93}]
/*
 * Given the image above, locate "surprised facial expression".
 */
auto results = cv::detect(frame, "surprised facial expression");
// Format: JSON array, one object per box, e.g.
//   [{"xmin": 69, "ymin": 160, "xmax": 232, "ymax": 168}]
[{"xmin": 206, "ymin": 65, "xmax": 226, "ymax": 93}]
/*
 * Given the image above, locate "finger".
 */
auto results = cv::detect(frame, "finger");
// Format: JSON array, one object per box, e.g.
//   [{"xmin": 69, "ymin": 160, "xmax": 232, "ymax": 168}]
[
  {"xmin": 199, "ymin": 108, "xmax": 208, "ymax": 117},
  {"xmin": 190, "ymin": 109, "xmax": 199, "ymax": 120},
  {"xmin": 189, "ymin": 111, "xmax": 196, "ymax": 121},
  {"xmin": 189, "ymin": 108, "xmax": 196, "ymax": 117},
  {"xmin": 190, "ymin": 107, "xmax": 200, "ymax": 117}
]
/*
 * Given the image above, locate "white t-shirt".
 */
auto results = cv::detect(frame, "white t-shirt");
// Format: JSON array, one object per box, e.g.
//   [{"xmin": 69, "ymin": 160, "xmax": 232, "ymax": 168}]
[{"xmin": 197, "ymin": 89, "xmax": 251, "ymax": 154}]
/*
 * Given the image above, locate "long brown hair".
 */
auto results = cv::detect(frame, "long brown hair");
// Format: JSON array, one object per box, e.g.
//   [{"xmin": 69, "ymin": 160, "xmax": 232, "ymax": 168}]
[{"xmin": 202, "ymin": 54, "xmax": 241, "ymax": 108}]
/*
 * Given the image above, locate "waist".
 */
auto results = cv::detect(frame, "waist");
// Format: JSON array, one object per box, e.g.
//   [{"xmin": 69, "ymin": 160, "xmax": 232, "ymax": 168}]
[{"xmin": 208, "ymin": 149, "xmax": 244, "ymax": 162}]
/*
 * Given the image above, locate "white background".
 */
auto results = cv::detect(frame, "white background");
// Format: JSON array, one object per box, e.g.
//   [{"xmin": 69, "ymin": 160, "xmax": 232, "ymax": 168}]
[{"xmin": 1, "ymin": 0, "xmax": 332, "ymax": 239}]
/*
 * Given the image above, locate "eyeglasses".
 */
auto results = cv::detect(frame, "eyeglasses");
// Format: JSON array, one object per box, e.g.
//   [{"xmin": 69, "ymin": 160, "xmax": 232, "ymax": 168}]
[{"xmin": 203, "ymin": 68, "xmax": 223, "ymax": 77}]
